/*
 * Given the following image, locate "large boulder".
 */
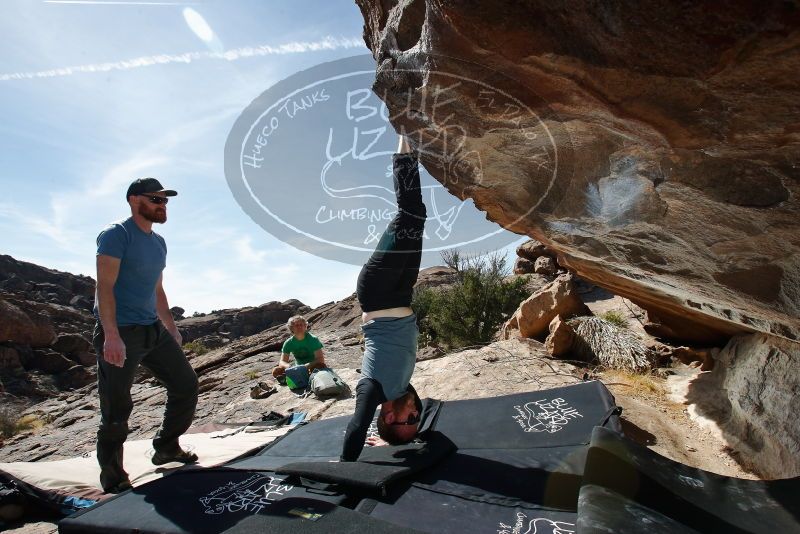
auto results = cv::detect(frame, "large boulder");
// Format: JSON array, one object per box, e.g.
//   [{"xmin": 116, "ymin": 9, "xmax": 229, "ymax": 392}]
[
  {"xmin": 0, "ymin": 298, "xmax": 56, "ymax": 347},
  {"xmin": 502, "ymin": 274, "xmax": 590, "ymax": 340},
  {"xmin": 533, "ymin": 256, "xmax": 558, "ymax": 276},
  {"xmin": 356, "ymin": 0, "xmax": 800, "ymax": 344},
  {"xmin": 52, "ymin": 333, "xmax": 92, "ymax": 355},
  {"xmin": 0, "ymin": 273, "xmax": 31, "ymax": 292},
  {"xmin": 30, "ymin": 349, "xmax": 73, "ymax": 374},
  {"xmin": 0, "ymin": 346, "xmax": 23, "ymax": 373},
  {"xmin": 69, "ymin": 351, "xmax": 97, "ymax": 367},
  {"xmin": 705, "ymin": 334, "xmax": 800, "ymax": 478},
  {"xmin": 58, "ymin": 365, "xmax": 95, "ymax": 390},
  {"xmin": 513, "ymin": 257, "xmax": 535, "ymax": 275},
  {"xmin": 516, "ymin": 240, "xmax": 549, "ymax": 262},
  {"xmin": 544, "ymin": 315, "xmax": 575, "ymax": 358},
  {"xmin": 414, "ymin": 266, "xmax": 458, "ymax": 289}
]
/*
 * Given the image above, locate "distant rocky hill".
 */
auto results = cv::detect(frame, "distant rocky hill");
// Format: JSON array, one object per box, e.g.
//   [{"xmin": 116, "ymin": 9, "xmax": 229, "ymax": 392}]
[
  {"xmin": 0, "ymin": 255, "xmax": 95, "ymax": 311},
  {"xmin": 0, "ymin": 254, "xmax": 307, "ymax": 406},
  {"xmin": 0, "ymin": 256, "xmax": 97, "ymax": 400}
]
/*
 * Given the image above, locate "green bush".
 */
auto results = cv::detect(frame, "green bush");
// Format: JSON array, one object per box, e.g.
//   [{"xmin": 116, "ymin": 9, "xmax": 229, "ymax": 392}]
[
  {"xmin": 183, "ymin": 340, "xmax": 209, "ymax": 355},
  {"xmin": 412, "ymin": 251, "xmax": 529, "ymax": 349},
  {"xmin": 599, "ymin": 310, "xmax": 628, "ymax": 328}
]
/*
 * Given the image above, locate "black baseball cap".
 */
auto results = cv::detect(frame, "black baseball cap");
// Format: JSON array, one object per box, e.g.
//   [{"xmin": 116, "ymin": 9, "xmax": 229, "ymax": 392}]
[{"xmin": 125, "ymin": 177, "xmax": 178, "ymax": 200}]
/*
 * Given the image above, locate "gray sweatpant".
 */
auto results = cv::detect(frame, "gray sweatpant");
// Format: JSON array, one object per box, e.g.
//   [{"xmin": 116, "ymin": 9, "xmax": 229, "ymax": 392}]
[{"xmin": 92, "ymin": 321, "xmax": 198, "ymax": 490}]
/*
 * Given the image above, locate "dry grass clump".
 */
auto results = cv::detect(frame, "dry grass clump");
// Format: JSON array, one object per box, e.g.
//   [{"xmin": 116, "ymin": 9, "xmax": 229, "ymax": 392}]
[
  {"xmin": 244, "ymin": 370, "xmax": 259, "ymax": 380},
  {"xmin": 569, "ymin": 316, "xmax": 655, "ymax": 372},
  {"xmin": 598, "ymin": 310, "xmax": 628, "ymax": 328},
  {"xmin": 602, "ymin": 369, "xmax": 664, "ymax": 398},
  {"xmin": 0, "ymin": 408, "xmax": 44, "ymax": 438},
  {"xmin": 183, "ymin": 340, "xmax": 209, "ymax": 355}
]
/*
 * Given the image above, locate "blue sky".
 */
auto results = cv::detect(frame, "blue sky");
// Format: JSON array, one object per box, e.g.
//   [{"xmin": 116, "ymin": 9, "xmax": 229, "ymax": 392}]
[{"xmin": 0, "ymin": 0, "xmax": 526, "ymax": 314}]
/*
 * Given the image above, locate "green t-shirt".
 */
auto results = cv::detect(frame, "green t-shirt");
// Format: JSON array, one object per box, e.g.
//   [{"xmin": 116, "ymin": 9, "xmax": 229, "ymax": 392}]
[{"xmin": 281, "ymin": 332, "xmax": 323, "ymax": 365}]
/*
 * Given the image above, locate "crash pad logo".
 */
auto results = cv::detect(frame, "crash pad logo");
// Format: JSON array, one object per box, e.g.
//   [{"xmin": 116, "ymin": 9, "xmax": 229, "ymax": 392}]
[
  {"xmin": 224, "ymin": 54, "xmax": 562, "ymax": 265},
  {"xmin": 512, "ymin": 397, "xmax": 583, "ymax": 433},
  {"xmin": 497, "ymin": 511, "xmax": 575, "ymax": 534},
  {"xmin": 199, "ymin": 474, "xmax": 293, "ymax": 515}
]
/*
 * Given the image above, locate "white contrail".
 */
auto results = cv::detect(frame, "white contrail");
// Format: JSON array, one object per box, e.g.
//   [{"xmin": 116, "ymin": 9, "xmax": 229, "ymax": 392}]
[{"xmin": 0, "ymin": 36, "xmax": 365, "ymax": 81}]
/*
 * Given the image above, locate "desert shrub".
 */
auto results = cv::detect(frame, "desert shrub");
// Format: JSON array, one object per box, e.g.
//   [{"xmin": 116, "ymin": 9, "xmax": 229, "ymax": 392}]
[
  {"xmin": 183, "ymin": 340, "xmax": 209, "ymax": 355},
  {"xmin": 0, "ymin": 408, "xmax": 40, "ymax": 438},
  {"xmin": 599, "ymin": 310, "xmax": 628, "ymax": 328},
  {"xmin": 412, "ymin": 251, "xmax": 529, "ymax": 349}
]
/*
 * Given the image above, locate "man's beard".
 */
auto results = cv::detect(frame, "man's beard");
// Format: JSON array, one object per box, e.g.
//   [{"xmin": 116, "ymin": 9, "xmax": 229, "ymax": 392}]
[{"xmin": 138, "ymin": 203, "xmax": 167, "ymax": 223}]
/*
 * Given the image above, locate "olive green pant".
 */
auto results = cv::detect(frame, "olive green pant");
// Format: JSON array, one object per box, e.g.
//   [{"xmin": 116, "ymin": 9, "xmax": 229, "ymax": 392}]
[{"xmin": 93, "ymin": 321, "xmax": 198, "ymax": 491}]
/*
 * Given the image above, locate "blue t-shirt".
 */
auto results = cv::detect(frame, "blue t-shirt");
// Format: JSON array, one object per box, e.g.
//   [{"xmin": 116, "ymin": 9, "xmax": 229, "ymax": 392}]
[
  {"xmin": 360, "ymin": 314, "xmax": 418, "ymax": 401},
  {"xmin": 94, "ymin": 217, "xmax": 166, "ymax": 326}
]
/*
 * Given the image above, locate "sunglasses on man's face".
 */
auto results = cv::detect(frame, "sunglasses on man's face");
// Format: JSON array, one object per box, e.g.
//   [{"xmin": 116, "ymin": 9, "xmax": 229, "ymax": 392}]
[
  {"xmin": 140, "ymin": 194, "xmax": 169, "ymax": 205},
  {"xmin": 390, "ymin": 412, "xmax": 420, "ymax": 426}
]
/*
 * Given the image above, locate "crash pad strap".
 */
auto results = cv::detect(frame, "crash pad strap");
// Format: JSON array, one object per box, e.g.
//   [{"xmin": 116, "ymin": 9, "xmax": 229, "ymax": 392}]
[{"xmin": 277, "ymin": 431, "xmax": 456, "ymax": 495}]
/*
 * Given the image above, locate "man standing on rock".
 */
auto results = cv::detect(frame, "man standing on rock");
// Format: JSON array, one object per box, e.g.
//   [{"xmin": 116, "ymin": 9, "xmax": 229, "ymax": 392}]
[
  {"xmin": 92, "ymin": 178, "xmax": 199, "ymax": 494},
  {"xmin": 340, "ymin": 134, "xmax": 425, "ymax": 461}
]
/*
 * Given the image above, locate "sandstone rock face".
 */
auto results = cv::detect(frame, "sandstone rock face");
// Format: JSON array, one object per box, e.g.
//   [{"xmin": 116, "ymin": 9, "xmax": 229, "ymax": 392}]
[
  {"xmin": 670, "ymin": 346, "xmax": 716, "ymax": 372},
  {"xmin": 707, "ymin": 334, "xmax": 800, "ymax": 478},
  {"xmin": 545, "ymin": 315, "xmax": 575, "ymax": 358},
  {"xmin": 534, "ymin": 256, "xmax": 557, "ymax": 276},
  {"xmin": 0, "ymin": 298, "xmax": 57, "ymax": 347},
  {"xmin": 502, "ymin": 274, "xmax": 589, "ymax": 340},
  {"xmin": 516, "ymin": 240, "xmax": 549, "ymax": 262},
  {"xmin": 513, "ymin": 257, "xmax": 534, "ymax": 275},
  {"xmin": 356, "ymin": 0, "xmax": 800, "ymax": 344},
  {"xmin": 414, "ymin": 266, "xmax": 458, "ymax": 289}
]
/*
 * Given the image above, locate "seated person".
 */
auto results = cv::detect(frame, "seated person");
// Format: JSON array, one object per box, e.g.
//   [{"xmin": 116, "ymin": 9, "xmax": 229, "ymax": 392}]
[
  {"xmin": 340, "ymin": 134, "xmax": 425, "ymax": 461},
  {"xmin": 272, "ymin": 315, "xmax": 326, "ymax": 382}
]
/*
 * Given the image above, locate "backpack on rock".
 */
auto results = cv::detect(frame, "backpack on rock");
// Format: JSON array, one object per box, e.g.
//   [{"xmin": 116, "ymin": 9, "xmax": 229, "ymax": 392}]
[{"xmin": 310, "ymin": 368, "xmax": 348, "ymax": 398}]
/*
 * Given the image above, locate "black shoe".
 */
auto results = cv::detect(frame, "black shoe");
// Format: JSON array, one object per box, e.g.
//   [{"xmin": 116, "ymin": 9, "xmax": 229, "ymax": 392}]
[
  {"xmin": 151, "ymin": 448, "xmax": 198, "ymax": 466},
  {"xmin": 251, "ymin": 383, "xmax": 277, "ymax": 399},
  {"xmin": 104, "ymin": 479, "xmax": 132, "ymax": 494}
]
